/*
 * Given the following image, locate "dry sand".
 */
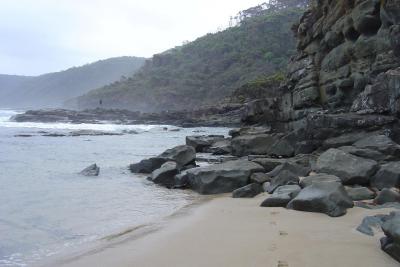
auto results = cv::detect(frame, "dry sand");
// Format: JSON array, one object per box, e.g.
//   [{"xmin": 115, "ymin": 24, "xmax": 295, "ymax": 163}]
[{"xmin": 51, "ymin": 194, "xmax": 398, "ymax": 267}]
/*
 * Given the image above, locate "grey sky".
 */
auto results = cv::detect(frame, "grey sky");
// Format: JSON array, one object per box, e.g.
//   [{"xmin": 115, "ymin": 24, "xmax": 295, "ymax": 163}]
[{"xmin": 0, "ymin": 0, "xmax": 264, "ymax": 76}]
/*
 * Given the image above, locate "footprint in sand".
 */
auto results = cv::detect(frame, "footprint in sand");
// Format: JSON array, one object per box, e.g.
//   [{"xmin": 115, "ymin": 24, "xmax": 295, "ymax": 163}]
[
  {"xmin": 269, "ymin": 221, "xmax": 277, "ymax": 226},
  {"xmin": 268, "ymin": 243, "xmax": 277, "ymax": 252},
  {"xmin": 279, "ymin": 231, "xmax": 288, "ymax": 236},
  {"xmin": 270, "ymin": 211, "xmax": 280, "ymax": 216},
  {"xmin": 278, "ymin": 260, "xmax": 289, "ymax": 267}
]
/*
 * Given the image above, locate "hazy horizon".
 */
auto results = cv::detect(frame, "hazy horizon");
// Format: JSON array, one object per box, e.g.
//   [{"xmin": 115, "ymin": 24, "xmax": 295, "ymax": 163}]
[{"xmin": 1, "ymin": 0, "xmax": 264, "ymax": 76}]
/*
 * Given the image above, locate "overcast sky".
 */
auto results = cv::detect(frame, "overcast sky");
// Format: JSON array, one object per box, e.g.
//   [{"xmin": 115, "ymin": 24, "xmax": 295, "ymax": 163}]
[{"xmin": 0, "ymin": 0, "xmax": 264, "ymax": 76}]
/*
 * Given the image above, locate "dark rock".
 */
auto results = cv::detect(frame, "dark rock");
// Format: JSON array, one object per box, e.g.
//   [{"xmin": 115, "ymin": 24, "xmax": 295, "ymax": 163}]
[
  {"xmin": 180, "ymin": 160, "xmax": 264, "ymax": 194},
  {"xmin": 207, "ymin": 140, "xmax": 232, "ymax": 155},
  {"xmin": 300, "ymin": 173, "xmax": 342, "ymax": 188},
  {"xmin": 338, "ymin": 146, "xmax": 386, "ymax": 162},
  {"xmin": 287, "ymin": 182, "xmax": 354, "ymax": 217},
  {"xmin": 375, "ymin": 188, "xmax": 400, "ymax": 205},
  {"xmin": 186, "ymin": 135, "xmax": 225, "ymax": 152},
  {"xmin": 250, "ymin": 158, "xmax": 287, "ymax": 172},
  {"xmin": 353, "ymin": 135, "xmax": 400, "ymax": 160},
  {"xmin": 265, "ymin": 170, "xmax": 299, "ymax": 194},
  {"xmin": 267, "ymin": 162, "xmax": 310, "ymax": 178},
  {"xmin": 371, "ymin": 162, "xmax": 400, "ymax": 190},
  {"xmin": 250, "ymin": 172, "xmax": 270, "ymax": 184},
  {"xmin": 69, "ymin": 130, "xmax": 123, "ymax": 136},
  {"xmin": 357, "ymin": 214, "xmax": 390, "ymax": 236},
  {"xmin": 151, "ymin": 162, "xmax": 179, "ymax": 187},
  {"xmin": 231, "ymin": 134, "xmax": 279, "ymax": 156},
  {"xmin": 268, "ymin": 138, "xmax": 295, "ymax": 158},
  {"xmin": 232, "ymin": 183, "xmax": 263, "ymax": 198},
  {"xmin": 381, "ymin": 211, "xmax": 400, "ymax": 262},
  {"xmin": 159, "ymin": 145, "xmax": 196, "ymax": 169},
  {"xmin": 315, "ymin": 148, "xmax": 379, "ymax": 185},
  {"xmin": 80, "ymin": 164, "xmax": 100, "ymax": 176},
  {"xmin": 130, "ymin": 157, "xmax": 167, "ymax": 173},
  {"xmin": 346, "ymin": 186, "xmax": 376, "ymax": 201},
  {"xmin": 260, "ymin": 185, "xmax": 301, "ymax": 207},
  {"xmin": 322, "ymin": 132, "xmax": 369, "ymax": 149}
]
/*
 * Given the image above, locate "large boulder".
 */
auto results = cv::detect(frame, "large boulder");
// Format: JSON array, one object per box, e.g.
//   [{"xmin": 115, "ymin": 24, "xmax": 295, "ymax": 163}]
[
  {"xmin": 159, "ymin": 145, "xmax": 196, "ymax": 169},
  {"xmin": 346, "ymin": 186, "xmax": 376, "ymax": 201},
  {"xmin": 375, "ymin": 188, "xmax": 400, "ymax": 205},
  {"xmin": 151, "ymin": 162, "xmax": 179, "ymax": 188},
  {"xmin": 186, "ymin": 135, "xmax": 225, "ymax": 152},
  {"xmin": 250, "ymin": 172, "xmax": 270, "ymax": 184},
  {"xmin": 267, "ymin": 162, "xmax": 310, "ymax": 178},
  {"xmin": 381, "ymin": 211, "xmax": 400, "ymax": 262},
  {"xmin": 232, "ymin": 183, "xmax": 263, "ymax": 198},
  {"xmin": 265, "ymin": 170, "xmax": 299, "ymax": 194},
  {"xmin": 338, "ymin": 146, "xmax": 386, "ymax": 162},
  {"xmin": 300, "ymin": 173, "xmax": 342, "ymax": 188},
  {"xmin": 371, "ymin": 162, "xmax": 400, "ymax": 190},
  {"xmin": 315, "ymin": 148, "xmax": 379, "ymax": 185},
  {"xmin": 206, "ymin": 139, "xmax": 232, "ymax": 155},
  {"xmin": 130, "ymin": 157, "xmax": 167, "ymax": 173},
  {"xmin": 230, "ymin": 134, "xmax": 279, "ymax": 156},
  {"xmin": 352, "ymin": 0, "xmax": 381, "ymax": 35},
  {"xmin": 260, "ymin": 185, "xmax": 301, "ymax": 207},
  {"xmin": 287, "ymin": 182, "xmax": 354, "ymax": 217},
  {"xmin": 353, "ymin": 135, "xmax": 400, "ymax": 160},
  {"xmin": 181, "ymin": 160, "xmax": 264, "ymax": 194},
  {"xmin": 80, "ymin": 164, "xmax": 100, "ymax": 176},
  {"xmin": 322, "ymin": 132, "xmax": 369, "ymax": 149}
]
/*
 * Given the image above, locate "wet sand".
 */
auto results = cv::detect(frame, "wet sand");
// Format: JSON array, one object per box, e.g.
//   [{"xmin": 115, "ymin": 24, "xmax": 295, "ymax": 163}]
[{"xmin": 52, "ymin": 194, "xmax": 398, "ymax": 267}]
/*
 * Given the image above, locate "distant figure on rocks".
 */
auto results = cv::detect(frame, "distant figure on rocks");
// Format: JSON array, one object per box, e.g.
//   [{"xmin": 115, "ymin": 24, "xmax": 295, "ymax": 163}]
[{"xmin": 99, "ymin": 99, "xmax": 103, "ymax": 106}]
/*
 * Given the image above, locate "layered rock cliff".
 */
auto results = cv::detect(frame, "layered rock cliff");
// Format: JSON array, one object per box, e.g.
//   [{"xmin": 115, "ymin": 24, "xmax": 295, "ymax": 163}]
[{"xmin": 243, "ymin": 0, "xmax": 400, "ymax": 144}]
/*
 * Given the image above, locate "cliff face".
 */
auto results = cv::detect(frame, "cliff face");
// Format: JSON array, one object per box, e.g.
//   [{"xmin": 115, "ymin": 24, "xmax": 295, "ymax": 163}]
[{"xmin": 245, "ymin": 0, "xmax": 400, "ymax": 133}]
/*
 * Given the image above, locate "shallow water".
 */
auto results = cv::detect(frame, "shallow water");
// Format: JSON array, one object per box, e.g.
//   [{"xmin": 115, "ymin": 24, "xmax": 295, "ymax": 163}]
[{"xmin": 0, "ymin": 109, "xmax": 229, "ymax": 266}]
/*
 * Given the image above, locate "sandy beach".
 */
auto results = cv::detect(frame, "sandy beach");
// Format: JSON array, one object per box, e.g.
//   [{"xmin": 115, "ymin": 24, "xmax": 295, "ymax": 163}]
[{"xmin": 49, "ymin": 193, "xmax": 398, "ymax": 267}]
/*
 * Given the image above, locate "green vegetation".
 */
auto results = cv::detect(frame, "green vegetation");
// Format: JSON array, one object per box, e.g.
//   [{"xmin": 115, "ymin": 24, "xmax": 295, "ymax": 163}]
[
  {"xmin": 0, "ymin": 57, "xmax": 146, "ymax": 109},
  {"xmin": 75, "ymin": 3, "xmax": 306, "ymax": 112}
]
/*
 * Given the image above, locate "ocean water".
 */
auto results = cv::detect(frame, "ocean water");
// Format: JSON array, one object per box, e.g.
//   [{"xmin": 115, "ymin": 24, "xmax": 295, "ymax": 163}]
[{"xmin": 0, "ymin": 109, "xmax": 229, "ymax": 266}]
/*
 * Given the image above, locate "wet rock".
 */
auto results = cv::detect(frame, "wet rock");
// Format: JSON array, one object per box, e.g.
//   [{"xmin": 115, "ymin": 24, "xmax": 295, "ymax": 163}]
[
  {"xmin": 346, "ymin": 186, "xmax": 376, "ymax": 201},
  {"xmin": 381, "ymin": 211, "xmax": 400, "ymax": 262},
  {"xmin": 375, "ymin": 188, "xmax": 400, "ymax": 205},
  {"xmin": 180, "ymin": 160, "xmax": 264, "ymax": 194},
  {"xmin": 130, "ymin": 157, "xmax": 168, "ymax": 173},
  {"xmin": 315, "ymin": 148, "xmax": 379, "ymax": 185},
  {"xmin": 300, "ymin": 173, "xmax": 342, "ymax": 188},
  {"xmin": 267, "ymin": 162, "xmax": 310, "ymax": 178},
  {"xmin": 338, "ymin": 146, "xmax": 386, "ymax": 162},
  {"xmin": 287, "ymin": 182, "xmax": 354, "ymax": 217},
  {"xmin": 151, "ymin": 162, "xmax": 179, "ymax": 188},
  {"xmin": 186, "ymin": 135, "xmax": 225, "ymax": 152},
  {"xmin": 260, "ymin": 185, "xmax": 301, "ymax": 207},
  {"xmin": 265, "ymin": 170, "xmax": 299, "ymax": 194},
  {"xmin": 250, "ymin": 158, "xmax": 287, "ymax": 172},
  {"xmin": 80, "ymin": 164, "xmax": 100, "ymax": 176},
  {"xmin": 206, "ymin": 139, "xmax": 232, "ymax": 155},
  {"xmin": 159, "ymin": 145, "xmax": 196, "ymax": 169},
  {"xmin": 250, "ymin": 172, "xmax": 270, "ymax": 184},
  {"xmin": 371, "ymin": 162, "xmax": 400, "ymax": 190},
  {"xmin": 232, "ymin": 183, "xmax": 263, "ymax": 198}
]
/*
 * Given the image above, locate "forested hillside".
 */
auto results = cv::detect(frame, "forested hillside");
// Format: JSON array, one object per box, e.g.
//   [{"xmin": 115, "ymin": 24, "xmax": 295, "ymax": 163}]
[
  {"xmin": 0, "ymin": 57, "xmax": 146, "ymax": 109},
  {"xmin": 73, "ymin": 2, "xmax": 307, "ymax": 112}
]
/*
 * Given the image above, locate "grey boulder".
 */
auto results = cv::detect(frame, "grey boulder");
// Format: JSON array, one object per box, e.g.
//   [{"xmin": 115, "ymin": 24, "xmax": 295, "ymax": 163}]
[
  {"xmin": 159, "ymin": 145, "xmax": 196, "ymax": 169},
  {"xmin": 371, "ymin": 162, "xmax": 400, "ymax": 190},
  {"xmin": 230, "ymin": 134, "xmax": 279, "ymax": 156},
  {"xmin": 315, "ymin": 148, "xmax": 379, "ymax": 185},
  {"xmin": 287, "ymin": 182, "xmax": 354, "ymax": 217},
  {"xmin": 354, "ymin": 135, "xmax": 400, "ymax": 160},
  {"xmin": 300, "ymin": 173, "xmax": 342, "ymax": 188},
  {"xmin": 80, "ymin": 164, "xmax": 100, "ymax": 176},
  {"xmin": 180, "ymin": 160, "xmax": 264, "ymax": 194},
  {"xmin": 375, "ymin": 189, "xmax": 400, "ymax": 205},
  {"xmin": 261, "ymin": 185, "xmax": 301, "ymax": 207},
  {"xmin": 130, "ymin": 157, "xmax": 167, "ymax": 173},
  {"xmin": 346, "ymin": 186, "xmax": 376, "ymax": 201},
  {"xmin": 232, "ymin": 183, "xmax": 263, "ymax": 198},
  {"xmin": 250, "ymin": 172, "xmax": 270, "ymax": 184},
  {"xmin": 381, "ymin": 212, "xmax": 400, "ymax": 262},
  {"xmin": 186, "ymin": 135, "xmax": 225, "ymax": 152},
  {"xmin": 151, "ymin": 162, "xmax": 179, "ymax": 188},
  {"xmin": 265, "ymin": 170, "xmax": 299, "ymax": 194}
]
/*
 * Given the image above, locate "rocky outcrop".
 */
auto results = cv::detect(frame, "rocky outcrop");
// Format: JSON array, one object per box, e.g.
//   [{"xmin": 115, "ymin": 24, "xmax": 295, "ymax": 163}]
[
  {"xmin": 232, "ymin": 183, "xmax": 263, "ymax": 198},
  {"xmin": 371, "ymin": 161, "xmax": 400, "ymax": 189},
  {"xmin": 150, "ymin": 162, "xmax": 179, "ymax": 187},
  {"xmin": 374, "ymin": 188, "xmax": 400, "ymax": 205},
  {"xmin": 299, "ymin": 173, "xmax": 342, "ymax": 188},
  {"xmin": 185, "ymin": 135, "xmax": 225, "ymax": 152},
  {"xmin": 381, "ymin": 211, "xmax": 400, "ymax": 262}
]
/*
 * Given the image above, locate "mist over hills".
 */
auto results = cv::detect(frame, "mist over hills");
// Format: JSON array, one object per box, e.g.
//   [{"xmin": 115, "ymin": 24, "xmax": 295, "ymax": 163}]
[
  {"xmin": 71, "ymin": 3, "xmax": 306, "ymax": 112},
  {"xmin": 0, "ymin": 56, "xmax": 146, "ymax": 109}
]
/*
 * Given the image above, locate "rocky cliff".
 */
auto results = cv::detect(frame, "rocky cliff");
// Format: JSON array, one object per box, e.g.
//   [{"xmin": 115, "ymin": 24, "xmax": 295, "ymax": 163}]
[{"xmin": 243, "ymin": 0, "xmax": 400, "ymax": 145}]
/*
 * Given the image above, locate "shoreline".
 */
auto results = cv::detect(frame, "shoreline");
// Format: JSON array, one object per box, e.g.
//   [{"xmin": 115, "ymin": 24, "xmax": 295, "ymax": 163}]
[{"xmin": 47, "ymin": 194, "xmax": 398, "ymax": 267}]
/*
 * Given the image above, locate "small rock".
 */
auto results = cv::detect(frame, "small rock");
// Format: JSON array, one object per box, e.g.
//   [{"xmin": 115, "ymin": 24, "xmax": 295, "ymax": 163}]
[
  {"xmin": 346, "ymin": 186, "xmax": 376, "ymax": 201},
  {"xmin": 151, "ymin": 162, "xmax": 178, "ymax": 187},
  {"xmin": 250, "ymin": 172, "xmax": 270, "ymax": 184},
  {"xmin": 371, "ymin": 162, "xmax": 400, "ymax": 190},
  {"xmin": 375, "ymin": 189, "xmax": 400, "ymax": 205},
  {"xmin": 232, "ymin": 183, "xmax": 263, "ymax": 198},
  {"xmin": 80, "ymin": 164, "xmax": 100, "ymax": 176},
  {"xmin": 300, "ymin": 173, "xmax": 342, "ymax": 188},
  {"xmin": 260, "ymin": 185, "xmax": 301, "ymax": 207},
  {"xmin": 266, "ymin": 170, "xmax": 299, "ymax": 194},
  {"xmin": 357, "ymin": 214, "xmax": 390, "ymax": 236},
  {"xmin": 381, "ymin": 212, "xmax": 400, "ymax": 262},
  {"xmin": 186, "ymin": 135, "xmax": 225, "ymax": 152}
]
